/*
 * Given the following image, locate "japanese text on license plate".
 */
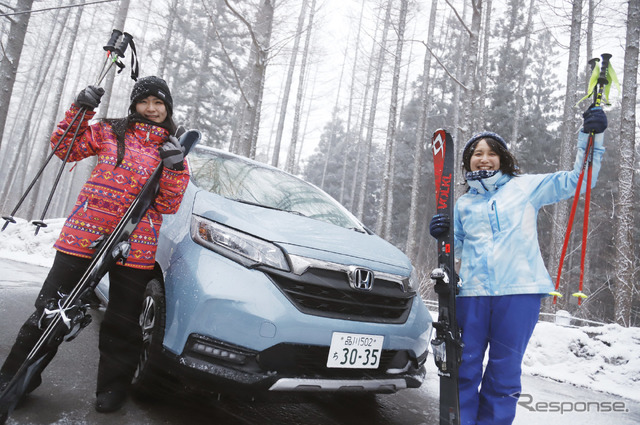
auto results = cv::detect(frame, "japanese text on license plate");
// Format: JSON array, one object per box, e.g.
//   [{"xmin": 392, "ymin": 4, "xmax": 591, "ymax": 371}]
[{"xmin": 326, "ymin": 332, "xmax": 384, "ymax": 369}]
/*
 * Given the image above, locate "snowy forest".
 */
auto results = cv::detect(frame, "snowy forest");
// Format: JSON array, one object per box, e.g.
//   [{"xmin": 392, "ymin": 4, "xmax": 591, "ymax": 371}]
[{"xmin": 0, "ymin": 0, "xmax": 638, "ymax": 326}]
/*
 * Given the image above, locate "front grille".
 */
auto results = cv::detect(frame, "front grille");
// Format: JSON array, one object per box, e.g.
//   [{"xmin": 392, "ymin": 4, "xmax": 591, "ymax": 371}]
[
  {"xmin": 257, "ymin": 343, "xmax": 411, "ymax": 376},
  {"xmin": 266, "ymin": 268, "xmax": 413, "ymax": 324}
]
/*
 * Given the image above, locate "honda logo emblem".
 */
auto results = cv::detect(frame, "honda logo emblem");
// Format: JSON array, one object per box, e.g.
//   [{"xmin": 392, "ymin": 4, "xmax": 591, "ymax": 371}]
[{"xmin": 349, "ymin": 268, "xmax": 374, "ymax": 291}]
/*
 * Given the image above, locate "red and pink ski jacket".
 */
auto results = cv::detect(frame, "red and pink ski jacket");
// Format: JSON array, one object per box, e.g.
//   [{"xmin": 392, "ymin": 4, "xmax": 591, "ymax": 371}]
[{"xmin": 50, "ymin": 104, "xmax": 190, "ymax": 270}]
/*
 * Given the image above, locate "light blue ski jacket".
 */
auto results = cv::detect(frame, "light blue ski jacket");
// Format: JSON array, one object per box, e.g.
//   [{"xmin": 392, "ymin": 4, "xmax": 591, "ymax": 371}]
[{"xmin": 453, "ymin": 131, "xmax": 605, "ymax": 297}]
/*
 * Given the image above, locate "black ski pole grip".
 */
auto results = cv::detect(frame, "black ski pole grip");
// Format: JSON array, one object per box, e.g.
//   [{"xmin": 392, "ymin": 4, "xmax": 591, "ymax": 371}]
[
  {"xmin": 114, "ymin": 32, "xmax": 133, "ymax": 57},
  {"xmin": 103, "ymin": 29, "xmax": 122, "ymax": 52},
  {"xmin": 599, "ymin": 53, "xmax": 612, "ymax": 85},
  {"xmin": 594, "ymin": 53, "xmax": 611, "ymax": 107}
]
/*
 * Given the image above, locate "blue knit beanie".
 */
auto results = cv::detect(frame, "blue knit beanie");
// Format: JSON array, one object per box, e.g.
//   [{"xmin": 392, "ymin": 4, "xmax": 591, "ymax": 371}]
[{"xmin": 463, "ymin": 131, "xmax": 508, "ymax": 156}]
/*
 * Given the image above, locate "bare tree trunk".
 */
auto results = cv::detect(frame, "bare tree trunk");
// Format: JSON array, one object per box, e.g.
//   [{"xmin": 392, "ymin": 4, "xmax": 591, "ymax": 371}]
[
  {"xmin": 2, "ymin": 7, "xmax": 70, "ymax": 215},
  {"xmin": 321, "ymin": 33, "xmax": 349, "ymax": 188},
  {"xmin": 546, "ymin": 0, "xmax": 582, "ymax": 311},
  {"xmin": 377, "ymin": 0, "xmax": 408, "ymax": 239},
  {"xmin": 272, "ymin": 0, "xmax": 307, "ymax": 167},
  {"xmin": 613, "ymin": 0, "xmax": 639, "ymax": 327},
  {"xmin": 510, "ymin": 0, "xmax": 534, "ymax": 147},
  {"xmin": 0, "ymin": 0, "xmax": 34, "ymax": 151},
  {"xmin": 406, "ymin": 0, "xmax": 438, "ymax": 260},
  {"xmin": 347, "ymin": 24, "xmax": 378, "ymax": 212},
  {"xmin": 462, "ymin": 0, "xmax": 482, "ymax": 143},
  {"xmin": 339, "ymin": 0, "xmax": 366, "ymax": 204},
  {"xmin": 188, "ymin": 19, "xmax": 215, "ymax": 129},
  {"xmin": 286, "ymin": 0, "xmax": 316, "ymax": 173},
  {"xmin": 585, "ymin": 0, "xmax": 594, "ymax": 88},
  {"xmin": 97, "ymin": 0, "xmax": 131, "ymax": 119},
  {"xmin": 356, "ymin": 0, "xmax": 392, "ymax": 222},
  {"xmin": 31, "ymin": 4, "xmax": 86, "ymax": 218},
  {"xmin": 476, "ymin": 0, "xmax": 492, "ymax": 129},
  {"xmin": 227, "ymin": 0, "xmax": 274, "ymax": 158},
  {"xmin": 449, "ymin": 1, "xmax": 467, "ymax": 145},
  {"xmin": 158, "ymin": 0, "xmax": 180, "ymax": 78},
  {"xmin": 296, "ymin": 64, "xmax": 318, "ymax": 174}
]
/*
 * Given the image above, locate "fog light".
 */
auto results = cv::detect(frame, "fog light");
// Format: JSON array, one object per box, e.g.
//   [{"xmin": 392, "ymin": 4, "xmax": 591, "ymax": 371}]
[{"xmin": 192, "ymin": 341, "xmax": 247, "ymax": 364}]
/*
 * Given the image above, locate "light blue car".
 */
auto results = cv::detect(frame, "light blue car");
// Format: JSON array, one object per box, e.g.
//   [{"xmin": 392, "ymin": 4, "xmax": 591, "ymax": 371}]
[{"xmin": 98, "ymin": 145, "xmax": 432, "ymax": 398}]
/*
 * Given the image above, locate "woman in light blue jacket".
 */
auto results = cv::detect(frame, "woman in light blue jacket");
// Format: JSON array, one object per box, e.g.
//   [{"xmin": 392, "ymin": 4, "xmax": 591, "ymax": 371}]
[{"xmin": 429, "ymin": 106, "xmax": 607, "ymax": 425}]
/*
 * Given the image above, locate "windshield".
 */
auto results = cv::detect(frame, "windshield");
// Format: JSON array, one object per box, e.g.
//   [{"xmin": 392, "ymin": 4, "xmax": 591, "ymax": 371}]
[{"xmin": 189, "ymin": 147, "xmax": 365, "ymax": 231}]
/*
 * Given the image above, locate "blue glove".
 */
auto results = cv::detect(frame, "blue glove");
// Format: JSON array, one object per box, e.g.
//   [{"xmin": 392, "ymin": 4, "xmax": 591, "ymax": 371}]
[
  {"xmin": 429, "ymin": 214, "xmax": 450, "ymax": 238},
  {"xmin": 582, "ymin": 106, "xmax": 607, "ymax": 134}
]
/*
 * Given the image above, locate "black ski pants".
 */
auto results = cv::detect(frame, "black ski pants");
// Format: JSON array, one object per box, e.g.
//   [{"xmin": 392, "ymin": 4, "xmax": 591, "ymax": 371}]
[{"xmin": 0, "ymin": 251, "xmax": 153, "ymax": 394}]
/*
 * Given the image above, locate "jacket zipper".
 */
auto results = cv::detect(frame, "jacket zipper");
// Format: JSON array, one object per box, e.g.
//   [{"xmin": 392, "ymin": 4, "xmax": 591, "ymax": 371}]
[
  {"xmin": 491, "ymin": 200, "xmax": 501, "ymax": 231},
  {"xmin": 148, "ymin": 215, "xmax": 158, "ymax": 242},
  {"xmin": 69, "ymin": 199, "xmax": 88, "ymax": 218}
]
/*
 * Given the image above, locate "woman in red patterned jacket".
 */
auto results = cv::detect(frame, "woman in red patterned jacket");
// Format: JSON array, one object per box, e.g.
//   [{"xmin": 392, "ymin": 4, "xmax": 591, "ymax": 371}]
[{"xmin": 0, "ymin": 76, "xmax": 189, "ymax": 414}]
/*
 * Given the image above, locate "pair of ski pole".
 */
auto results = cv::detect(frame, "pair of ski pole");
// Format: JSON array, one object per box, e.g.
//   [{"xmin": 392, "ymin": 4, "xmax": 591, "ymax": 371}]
[
  {"xmin": 551, "ymin": 53, "xmax": 614, "ymax": 306},
  {"xmin": 1, "ymin": 29, "xmax": 137, "ymax": 235}
]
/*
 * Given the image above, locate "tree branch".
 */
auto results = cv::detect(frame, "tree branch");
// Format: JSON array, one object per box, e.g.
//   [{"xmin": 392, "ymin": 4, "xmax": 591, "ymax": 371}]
[
  {"xmin": 201, "ymin": 0, "xmax": 251, "ymax": 107},
  {"xmin": 224, "ymin": 0, "xmax": 263, "ymax": 52},
  {"xmin": 443, "ymin": 0, "xmax": 473, "ymax": 37},
  {"xmin": 410, "ymin": 39, "xmax": 468, "ymax": 90}
]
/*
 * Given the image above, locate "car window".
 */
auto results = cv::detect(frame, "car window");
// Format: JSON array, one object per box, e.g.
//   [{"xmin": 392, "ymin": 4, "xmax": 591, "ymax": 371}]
[{"xmin": 189, "ymin": 147, "xmax": 366, "ymax": 231}]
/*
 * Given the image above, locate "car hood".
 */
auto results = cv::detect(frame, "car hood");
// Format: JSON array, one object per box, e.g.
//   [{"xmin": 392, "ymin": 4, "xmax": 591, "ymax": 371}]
[{"xmin": 191, "ymin": 190, "xmax": 412, "ymax": 275}]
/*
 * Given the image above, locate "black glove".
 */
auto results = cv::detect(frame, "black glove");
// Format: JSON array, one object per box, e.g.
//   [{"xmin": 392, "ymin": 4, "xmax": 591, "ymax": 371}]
[
  {"xmin": 75, "ymin": 85, "xmax": 104, "ymax": 110},
  {"xmin": 429, "ymin": 214, "xmax": 450, "ymax": 238},
  {"xmin": 582, "ymin": 106, "xmax": 607, "ymax": 134},
  {"xmin": 159, "ymin": 135, "xmax": 185, "ymax": 171}
]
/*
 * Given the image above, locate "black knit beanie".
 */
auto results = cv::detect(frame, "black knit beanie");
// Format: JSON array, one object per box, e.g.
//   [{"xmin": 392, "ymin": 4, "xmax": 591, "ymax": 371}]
[{"xmin": 129, "ymin": 76, "xmax": 173, "ymax": 117}]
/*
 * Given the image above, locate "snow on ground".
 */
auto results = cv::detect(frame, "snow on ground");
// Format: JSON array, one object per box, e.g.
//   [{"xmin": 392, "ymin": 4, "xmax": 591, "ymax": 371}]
[
  {"xmin": 0, "ymin": 217, "xmax": 62, "ymax": 267},
  {"xmin": 2, "ymin": 218, "xmax": 639, "ymax": 402},
  {"xmin": 524, "ymin": 321, "xmax": 640, "ymax": 401}
]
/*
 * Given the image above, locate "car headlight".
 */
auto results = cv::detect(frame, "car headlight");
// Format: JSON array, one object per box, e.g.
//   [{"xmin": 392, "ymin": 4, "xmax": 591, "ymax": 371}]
[{"xmin": 191, "ymin": 215, "xmax": 290, "ymax": 271}]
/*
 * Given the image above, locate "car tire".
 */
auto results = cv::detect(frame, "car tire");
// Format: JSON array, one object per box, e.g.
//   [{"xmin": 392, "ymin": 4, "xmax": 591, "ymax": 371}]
[{"xmin": 131, "ymin": 278, "xmax": 168, "ymax": 399}]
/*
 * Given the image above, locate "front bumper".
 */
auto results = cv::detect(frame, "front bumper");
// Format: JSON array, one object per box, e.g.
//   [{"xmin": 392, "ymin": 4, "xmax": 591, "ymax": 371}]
[{"xmin": 151, "ymin": 334, "xmax": 427, "ymax": 396}]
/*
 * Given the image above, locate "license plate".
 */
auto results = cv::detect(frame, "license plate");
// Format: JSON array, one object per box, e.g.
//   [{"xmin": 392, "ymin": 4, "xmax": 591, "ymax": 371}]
[{"xmin": 326, "ymin": 332, "xmax": 384, "ymax": 369}]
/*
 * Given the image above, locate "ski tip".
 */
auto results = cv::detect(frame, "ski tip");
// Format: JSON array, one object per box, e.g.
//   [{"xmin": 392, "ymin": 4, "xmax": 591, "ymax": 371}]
[
  {"xmin": 175, "ymin": 125, "xmax": 187, "ymax": 138},
  {"xmin": 178, "ymin": 129, "xmax": 202, "ymax": 155}
]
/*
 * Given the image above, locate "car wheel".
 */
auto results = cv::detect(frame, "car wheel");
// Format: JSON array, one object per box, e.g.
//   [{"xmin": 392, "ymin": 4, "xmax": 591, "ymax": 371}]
[{"xmin": 131, "ymin": 278, "xmax": 167, "ymax": 398}]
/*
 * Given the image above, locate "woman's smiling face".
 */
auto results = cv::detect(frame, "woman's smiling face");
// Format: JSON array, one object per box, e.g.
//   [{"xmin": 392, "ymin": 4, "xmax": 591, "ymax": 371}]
[
  {"xmin": 135, "ymin": 95, "xmax": 167, "ymax": 123},
  {"xmin": 469, "ymin": 139, "xmax": 501, "ymax": 172}
]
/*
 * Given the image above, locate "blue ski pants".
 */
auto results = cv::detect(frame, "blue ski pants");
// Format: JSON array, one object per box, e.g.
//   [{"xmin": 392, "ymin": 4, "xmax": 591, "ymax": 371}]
[{"xmin": 456, "ymin": 294, "xmax": 542, "ymax": 425}]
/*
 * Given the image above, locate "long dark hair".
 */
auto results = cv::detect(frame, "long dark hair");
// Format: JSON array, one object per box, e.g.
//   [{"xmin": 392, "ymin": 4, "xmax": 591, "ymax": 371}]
[
  {"xmin": 462, "ymin": 137, "xmax": 520, "ymax": 176},
  {"xmin": 103, "ymin": 113, "xmax": 177, "ymax": 168}
]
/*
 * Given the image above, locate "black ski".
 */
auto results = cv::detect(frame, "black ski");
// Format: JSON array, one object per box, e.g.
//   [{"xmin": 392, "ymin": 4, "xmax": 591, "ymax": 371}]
[
  {"xmin": 430, "ymin": 128, "xmax": 462, "ymax": 425},
  {"xmin": 0, "ymin": 129, "xmax": 200, "ymax": 423}
]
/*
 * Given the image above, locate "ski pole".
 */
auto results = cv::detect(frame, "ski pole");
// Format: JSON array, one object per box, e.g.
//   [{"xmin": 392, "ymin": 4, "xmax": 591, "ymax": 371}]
[
  {"xmin": 551, "ymin": 53, "xmax": 611, "ymax": 304},
  {"xmin": 31, "ymin": 32, "xmax": 133, "ymax": 234},
  {"xmin": 96, "ymin": 31, "xmax": 136, "ymax": 85},
  {"xmin": 573, "ymin": 53, "xmax": 611, "ymax": 305},
  {"xmin": 0, "ymin": 108, "xmax": 87, "ymax": 231},
  {"xmin": 0, "ymin": 30, "xmax": 136, "ymax": 233},
  {"xmin": 94, "ymin": 28, "xmax": 123, "ymax": 84},
  {"xmin": 550, "ymin": 59, "xmax": 599, "ymax": 303},
  {"xmin": 31, "ymin": 109, "xmax": 88, "ymax": 235}
]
